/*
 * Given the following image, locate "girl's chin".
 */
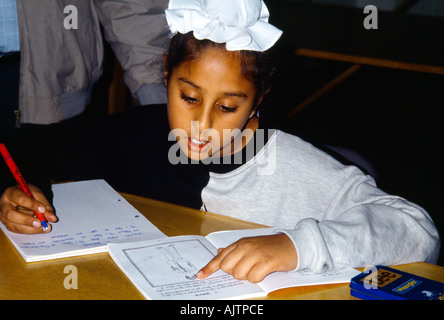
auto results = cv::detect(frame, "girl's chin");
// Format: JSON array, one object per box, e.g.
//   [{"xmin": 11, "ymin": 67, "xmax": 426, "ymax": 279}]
[{"xmin": 185, "ymin": 151, "xmax": 214, "ymax": 162}]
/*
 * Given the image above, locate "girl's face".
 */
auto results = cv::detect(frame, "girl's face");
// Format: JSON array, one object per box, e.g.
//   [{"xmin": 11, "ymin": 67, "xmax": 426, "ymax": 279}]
[{"xmin": 166, "ymin": 47, "xmax": 259, "ymax": 161}]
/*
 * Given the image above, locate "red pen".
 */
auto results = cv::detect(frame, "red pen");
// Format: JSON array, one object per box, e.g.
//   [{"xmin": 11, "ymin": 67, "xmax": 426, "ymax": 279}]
[{"xmin": 0, "ymin": 143, "xmax": 49, "ymax": 230}]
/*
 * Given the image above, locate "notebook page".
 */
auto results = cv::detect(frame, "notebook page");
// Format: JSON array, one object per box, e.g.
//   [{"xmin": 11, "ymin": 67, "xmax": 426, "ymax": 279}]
[{"xmin": 0, "ymin": 180, "xmax": 165, "ymax": 262}]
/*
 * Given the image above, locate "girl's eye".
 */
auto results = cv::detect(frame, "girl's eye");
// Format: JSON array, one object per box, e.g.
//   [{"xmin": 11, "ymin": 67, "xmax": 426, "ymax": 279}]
[
  {"xmin": 217, "ymin": 103, "xmax": 237, "ymax": 113},
  {"xmin": 181, "ymin": 93, "xmax": 199, "ymax": 104}
]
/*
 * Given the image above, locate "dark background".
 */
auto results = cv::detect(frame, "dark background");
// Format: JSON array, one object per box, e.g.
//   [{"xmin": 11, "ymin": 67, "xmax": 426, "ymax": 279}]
[{"xmin": 97, "ymin": 0, "xmax": 443, "ymax": 266}]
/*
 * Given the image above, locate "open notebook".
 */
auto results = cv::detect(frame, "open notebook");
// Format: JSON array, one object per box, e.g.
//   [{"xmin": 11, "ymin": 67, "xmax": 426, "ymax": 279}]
[
  {"xmin": 0, "ymin": 180, "xmax": 166, "ymax": 262},
  {"xmin": 108, "ymin": 228, "xmax": 360, "ymax": 300}
]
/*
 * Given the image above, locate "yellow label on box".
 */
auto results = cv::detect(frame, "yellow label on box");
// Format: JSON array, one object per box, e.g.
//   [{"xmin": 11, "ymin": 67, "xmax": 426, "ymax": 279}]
[{"xmin": 360, "ymin": 268, "xmax": 403, "ymax": 288}]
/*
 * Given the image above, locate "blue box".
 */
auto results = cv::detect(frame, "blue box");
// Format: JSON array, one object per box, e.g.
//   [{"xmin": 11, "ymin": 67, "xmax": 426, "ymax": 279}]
[{"xmin": 350, "ymin": 265, "xmax": 444, "ymax": 300}]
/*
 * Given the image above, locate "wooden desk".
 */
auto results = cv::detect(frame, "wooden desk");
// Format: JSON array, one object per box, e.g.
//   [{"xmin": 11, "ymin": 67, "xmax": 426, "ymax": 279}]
[{"xmin": 0, "ymin": 193, "xmax": 443, "ymax": 300}]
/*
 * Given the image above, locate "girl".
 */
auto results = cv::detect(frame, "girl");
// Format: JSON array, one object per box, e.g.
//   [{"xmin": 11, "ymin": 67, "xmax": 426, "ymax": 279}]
[{"xmin": 0, "ymin": 0, "xmax": 440, "ymax": 283}]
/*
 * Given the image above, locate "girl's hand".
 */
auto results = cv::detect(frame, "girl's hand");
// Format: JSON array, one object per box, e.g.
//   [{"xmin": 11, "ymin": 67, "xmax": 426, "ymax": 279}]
[
  {"xmin": 196, "ymin": 233, "xmax": 298, "ymax": 283},
  {"xmin": 0, "ymin": 185, "xmax": 57, "ymax": 234}
]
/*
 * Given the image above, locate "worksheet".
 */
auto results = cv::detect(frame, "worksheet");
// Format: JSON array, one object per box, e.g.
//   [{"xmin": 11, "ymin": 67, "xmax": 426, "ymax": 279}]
[
  {"xmin": 0, "ymin": 180, "xmax": 166, "ymax": 262},
  {"xmin": 109, "ymin": 235, "xmax": 265, "ymax": 300},
  {"xmin": 108, "ymin": 229, "xmax": 360, "ymax": 300}
]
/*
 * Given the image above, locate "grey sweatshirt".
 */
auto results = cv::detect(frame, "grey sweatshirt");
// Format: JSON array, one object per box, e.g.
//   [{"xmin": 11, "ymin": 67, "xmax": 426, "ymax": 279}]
[{"xmin": 202, "ymin": 130, "xmax": 440, "ymax": 272}]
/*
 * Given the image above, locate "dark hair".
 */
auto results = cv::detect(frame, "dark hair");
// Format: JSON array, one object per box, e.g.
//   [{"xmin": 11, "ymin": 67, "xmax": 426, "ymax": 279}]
[{"xmin": 165, "ymin": 32, "xmax": 276, "ymax": 110}]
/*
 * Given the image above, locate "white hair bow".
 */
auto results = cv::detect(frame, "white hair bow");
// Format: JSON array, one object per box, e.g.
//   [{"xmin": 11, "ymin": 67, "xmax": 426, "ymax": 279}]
[{"xmin": 165, "ymin": 0, "xmax": 283, "ymax": 52}]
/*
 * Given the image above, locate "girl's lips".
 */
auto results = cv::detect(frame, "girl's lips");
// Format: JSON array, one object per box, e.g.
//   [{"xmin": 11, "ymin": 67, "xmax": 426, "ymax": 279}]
[{"xmin": 188, "ymin": 138, "xmax": 211, "ymax": 153}]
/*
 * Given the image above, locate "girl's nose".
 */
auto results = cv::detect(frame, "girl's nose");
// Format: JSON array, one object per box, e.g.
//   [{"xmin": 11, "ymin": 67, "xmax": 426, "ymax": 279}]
[{"xmin": 194, "ymin": 104, "xmax": 213, "ymax": 134}]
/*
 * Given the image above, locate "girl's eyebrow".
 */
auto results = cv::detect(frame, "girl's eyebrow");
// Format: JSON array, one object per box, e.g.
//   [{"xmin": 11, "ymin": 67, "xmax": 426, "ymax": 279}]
[
  {"xmin": 178, "ymin": 77, "xmax": 248, "ymax": 98},
  {"xmin": 179, "ymin": 77, "xmax": 199, "ymax": 89}
]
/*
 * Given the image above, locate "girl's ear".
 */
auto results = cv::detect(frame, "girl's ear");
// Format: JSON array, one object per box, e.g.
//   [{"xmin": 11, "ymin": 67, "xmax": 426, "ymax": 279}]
[
  {"xmin": 163, "ymin": 54, "xmax": 169, "ymax": 86},
  {"xmin": 249, "ymin": 93, "xmax": 266, "ymax": 119}
]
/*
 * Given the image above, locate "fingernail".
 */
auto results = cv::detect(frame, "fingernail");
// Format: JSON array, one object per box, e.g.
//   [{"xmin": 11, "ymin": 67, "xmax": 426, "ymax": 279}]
[
  {"xmin": 37, "ymin": 206, "xmax": 45, "ymax": 213},
  {"xmin": 195, "ymin": 271, "xmax": 203, "ymax": 278},
  {"xmin": 32, "ymin": 220, "xmax": 41, "ymax": 228}
]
